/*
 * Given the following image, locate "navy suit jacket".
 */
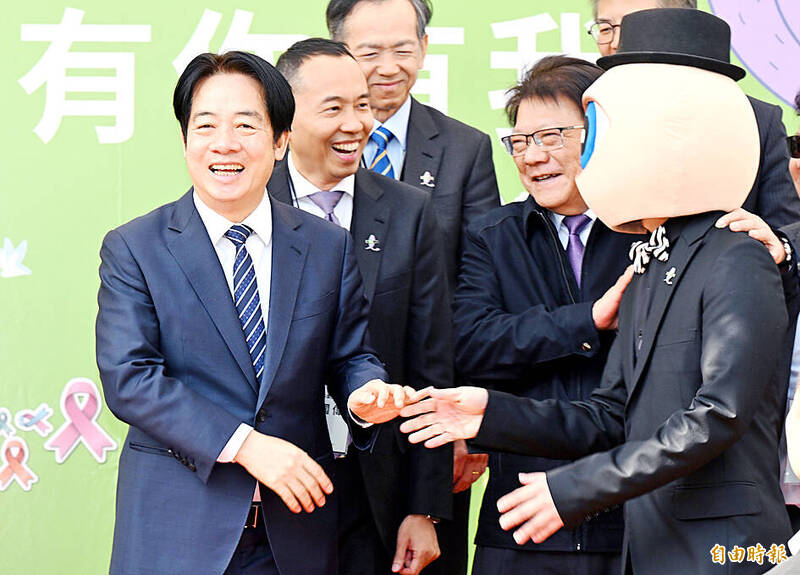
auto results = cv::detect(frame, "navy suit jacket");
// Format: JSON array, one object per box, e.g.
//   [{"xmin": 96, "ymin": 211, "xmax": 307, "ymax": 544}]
[{"xmin": 96, "ymin": 191, "xmax": 386, "ymax": 575}]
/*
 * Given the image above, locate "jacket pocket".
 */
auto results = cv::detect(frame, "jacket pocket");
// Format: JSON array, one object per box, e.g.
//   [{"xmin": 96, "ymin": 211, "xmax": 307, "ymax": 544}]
[
  {"xmin": 293, "ymin": 290, "xmax": 335, "ymax": 321},
  {"xmin": 671, "ymin": 481, "xmax": 762, "ymax": 520},
  {"xmin": 128, "ymin": 442, "xmax": 173, "ymax": 457}
]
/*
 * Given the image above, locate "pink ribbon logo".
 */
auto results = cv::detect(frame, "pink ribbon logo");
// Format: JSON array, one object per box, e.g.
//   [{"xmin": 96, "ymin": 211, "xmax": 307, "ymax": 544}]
[
  {"xmin": 0, "ymin": 437, "xmax": 38, "ymax": 491},
  {"xmin": 15, "ymin": 403, "xmax": 54, "ymax": 437},
  {"xmin": 44, "ymin": 378, "xmax": 117, "ymax": 464}
]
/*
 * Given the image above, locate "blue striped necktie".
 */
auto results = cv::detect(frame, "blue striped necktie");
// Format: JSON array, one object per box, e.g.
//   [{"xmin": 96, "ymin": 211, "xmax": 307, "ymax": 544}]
[
  {"xmin": 224, "ymin": 224, "xmax": 267, "ymax": 383},
  {"xmin": 369, "ymin": 125, "xmax": 395, "ymax": 178}
]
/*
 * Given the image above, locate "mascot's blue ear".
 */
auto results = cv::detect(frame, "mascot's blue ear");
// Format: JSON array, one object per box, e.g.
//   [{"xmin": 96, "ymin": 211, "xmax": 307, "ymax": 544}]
[{"xmin": 580, "ymin": 101, "xmax": 596, "ymax": 169}]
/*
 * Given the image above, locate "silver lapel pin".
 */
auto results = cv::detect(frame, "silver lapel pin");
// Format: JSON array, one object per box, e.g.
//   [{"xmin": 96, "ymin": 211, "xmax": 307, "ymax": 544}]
[
  {"xmin": 420, "ymin": 171, "xmax": 435, "ymax": 188},
  {"xmin": 365, "ymin": 234, "xmax": 381, "ymax": 252},
  {"xmin": 664, "ymin": 266, "xmax": 677, "ymax": 285}
]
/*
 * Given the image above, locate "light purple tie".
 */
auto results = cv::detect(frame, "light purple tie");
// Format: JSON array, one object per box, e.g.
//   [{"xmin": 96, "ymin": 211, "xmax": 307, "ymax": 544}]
[
  {"xmin": 308, "ymin": 191, "xmax": 344, "ymax": 227},
  {"xmin": 563, "ymin": 214, "xmax": 591, "ymax": 288}
]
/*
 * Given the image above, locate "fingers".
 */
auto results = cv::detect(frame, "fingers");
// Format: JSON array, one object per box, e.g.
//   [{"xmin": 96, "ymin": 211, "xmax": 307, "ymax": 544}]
[
  {"xmin": 715, "ymin": 208, "xmax": 746, "ymax": 228},
  {"xmin": 400, "ymin": 397, "xmax": 437, "ymax": 420},
  {"xmin": 295, "ymin": 466, "xmax": 327, "ymax": 508},
  {"xmin": 392, "ymin": 534, "xmax": 410, "ymax": 573},
  {"xmin": 392, "ymin": 384, "xmax": 406, "ymax": 409},
  {"xmin": 273, "ymin": 482, "xmax": 303, "ymax": 514},
  {"xmin": 377, "ymin": 382, "xmax": 389, "ymax": 408},
  {"xmin": 497, "ymin": 485, "xmax": 540, "ymax": 530}
]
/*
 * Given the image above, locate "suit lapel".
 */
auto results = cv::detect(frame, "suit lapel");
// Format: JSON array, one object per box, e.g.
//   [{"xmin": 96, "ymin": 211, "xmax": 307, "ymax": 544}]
[
  {"xmin": 628, "ymin": 215, "xmax": 714, "ymax": 400},
  {"xmin": 258, "ymin": 200, "xmax": 308, "ymax": 408},
  {"xmin": 351, "ymin": 170, "xmax": 389, "ymax": 300},
  {"xmin": 401, "ymin": 98, "xmax": 443, "ymax": 191},
  {"xmin": 166, "ymin": 191, "xmax": 257, "ymax": 392}
]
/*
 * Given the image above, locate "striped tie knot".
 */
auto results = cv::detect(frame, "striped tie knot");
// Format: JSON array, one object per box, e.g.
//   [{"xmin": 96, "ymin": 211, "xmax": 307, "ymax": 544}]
[
  {"xmin": 224, "ymin": 224, "xmax": 253, "ymax": 247},
  {"xmin": 369, "ymin": 126, "xmax": 396, "ymax": 178}
]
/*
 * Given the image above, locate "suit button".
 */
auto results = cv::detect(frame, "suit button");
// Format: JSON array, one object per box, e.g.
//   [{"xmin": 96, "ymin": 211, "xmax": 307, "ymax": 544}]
[
  {"xmin": 257, "ymin": 409, "xmax": 267, "ymax": 422},
  {"xmin": 188, "ymin": 463, "xmax": 197, "ymax": 472},
  {"xmin": 581, "ymin": 342, "xmax": 592, "ymax": 352}
]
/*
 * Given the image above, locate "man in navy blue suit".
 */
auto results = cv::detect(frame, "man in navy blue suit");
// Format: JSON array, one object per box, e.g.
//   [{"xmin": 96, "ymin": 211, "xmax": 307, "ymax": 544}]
[{"xmin": 95, "ymin": 51, "xmax": 412, "ymax": 575}]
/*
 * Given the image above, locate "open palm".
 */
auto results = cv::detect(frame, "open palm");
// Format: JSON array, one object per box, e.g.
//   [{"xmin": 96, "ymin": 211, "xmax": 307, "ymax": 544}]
[{"xmin": 399, "ymin": 387, "xmax": 488, "ymax": 448}]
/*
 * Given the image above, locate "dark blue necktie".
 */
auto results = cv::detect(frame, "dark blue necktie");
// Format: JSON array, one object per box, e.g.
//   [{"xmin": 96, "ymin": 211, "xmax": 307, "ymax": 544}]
[
  {"xmin": 369, "ymin": 126, "xmax": 395, "ymax": 178},
  {"xmin": 224, "ymin": 224, "xmax": 266, "ymax": 382}
]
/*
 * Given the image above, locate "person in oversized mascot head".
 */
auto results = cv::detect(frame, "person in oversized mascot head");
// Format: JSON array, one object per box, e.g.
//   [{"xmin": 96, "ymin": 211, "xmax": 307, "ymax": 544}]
[{"xmin": 398, "ymin": 9, "xmax": 795, "ymax": 574}]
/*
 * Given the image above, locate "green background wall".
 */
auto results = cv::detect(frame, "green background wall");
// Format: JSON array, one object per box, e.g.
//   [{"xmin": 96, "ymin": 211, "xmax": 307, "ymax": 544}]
[{"xmin": 1, "ymin": 1, "xmax": 796, "ymax": 573}]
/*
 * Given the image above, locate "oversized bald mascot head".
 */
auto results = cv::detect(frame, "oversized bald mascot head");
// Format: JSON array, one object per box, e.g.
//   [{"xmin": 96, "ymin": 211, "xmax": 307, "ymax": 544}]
[{"xmin": 576, "ymin": 8, "xmax": 760, "ymax": 234}]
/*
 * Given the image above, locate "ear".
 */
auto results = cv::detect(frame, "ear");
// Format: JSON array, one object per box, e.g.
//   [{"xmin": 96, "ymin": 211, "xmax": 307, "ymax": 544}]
[
  {"xmin": 179, "ymin": 126, "xmax": 187, "ymax": 157},
  {"xmin": 273, "ymin": 130, "xmax": 291, "ymax": 161},
  {"xmin": 418, "ymin": 33, "xmax": 428, "ymax": 69}
]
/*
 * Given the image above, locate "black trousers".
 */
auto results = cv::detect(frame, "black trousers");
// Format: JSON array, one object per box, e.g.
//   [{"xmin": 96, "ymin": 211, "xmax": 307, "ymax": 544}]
[
  {"xmin": 224, "ymin": 520, "xmax": 279, "ymax": 575},
  {"xmin": 472, "ymin": 545, "xmax": 621, "ymax": 575}
]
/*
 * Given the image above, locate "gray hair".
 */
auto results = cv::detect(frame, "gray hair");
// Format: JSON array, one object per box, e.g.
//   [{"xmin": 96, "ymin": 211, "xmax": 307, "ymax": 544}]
[
  {"xmin": 326, "ymin": 0, "xmax": 432, "ymax": 41},
  {"xmin": 590, "ymin": 0, "xmax": 697, "ymax": 19}
]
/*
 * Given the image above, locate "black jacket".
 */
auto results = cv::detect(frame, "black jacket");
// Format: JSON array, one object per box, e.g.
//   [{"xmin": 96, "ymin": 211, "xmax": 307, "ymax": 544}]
[
  {"xmin": 453, "ymin": 196, "xmax": 641, "ymax": 552},
  {"xmin": 474, "ymin": 212, "xmax": 792, "ymax": 574}
]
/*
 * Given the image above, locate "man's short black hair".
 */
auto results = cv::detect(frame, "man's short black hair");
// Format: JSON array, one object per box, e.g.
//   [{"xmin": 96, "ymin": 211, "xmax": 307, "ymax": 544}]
[
  {"xmin": 505, "ymin": 55, "xmax": 603, "ymax": 126},
  {"xmin": 795, "ymin": 88, "xmax": 800, "ymax": 114},
  {"xmin": 590, "ymin": 0, "xmax": 697, "ymax": 20},
  {"xmin": 173, "ymin": 51, "xmax": 294, "ymax": 143},
  {"xmin": 276, "ymin": 38, "xmax": 355, "ymax": 89},
  {"xmin": 326, "ymin": 0, "xmax": 432, "ymax": 41}
]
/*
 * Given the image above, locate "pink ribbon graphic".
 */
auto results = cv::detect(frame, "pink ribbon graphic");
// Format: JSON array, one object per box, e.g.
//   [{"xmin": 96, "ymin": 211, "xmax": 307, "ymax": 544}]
[
  {"xmin": 15, "ymin": 404, "xmax": 54, "ymax": 437},
  {"xmin": 44, "ymin": 378, "xmax": 117, "ymax": 463},
  {"xmin": 0, "ymin": 437, "xmax": 38, "ymax": 491}
]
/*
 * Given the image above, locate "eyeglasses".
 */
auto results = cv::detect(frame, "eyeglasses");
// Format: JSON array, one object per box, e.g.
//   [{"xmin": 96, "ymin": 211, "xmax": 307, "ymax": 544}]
[
  {"xmin": 587, "ymin": 20, "xmax": 621, "ymax": 45},
  {"xmin": 501, "ymin": 125, "xmax": 585, "ymax": 157},
  {"xmin": 788, "ymin": 135, "xmax": 800, "ymax": 159}
]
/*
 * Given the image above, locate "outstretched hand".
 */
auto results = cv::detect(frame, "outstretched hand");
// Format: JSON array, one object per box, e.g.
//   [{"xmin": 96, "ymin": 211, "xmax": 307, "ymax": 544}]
[
  {"xmin": 715, "ymin": 208, "xmax": 786, "ymax": 264},
  {"xmin": 497, "ymin": 472, "xmax": 564, "ymax": 545},
  {"xmin": 348, "ymin": 380, "xmax": 423, "ymax": 424},
  {"xmin": 399, "ymin": 386, "xmax": 488, "ymax": 448}
]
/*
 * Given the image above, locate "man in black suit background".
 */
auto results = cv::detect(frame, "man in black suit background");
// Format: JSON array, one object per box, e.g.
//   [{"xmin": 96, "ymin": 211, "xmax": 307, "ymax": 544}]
[
  {"xmin": 272, "ymin": 39, "xmax": 453, "ymax": 575},
  {"xmin": 326, "ymin": 3, "xmax": 500, "ymax": 571}
]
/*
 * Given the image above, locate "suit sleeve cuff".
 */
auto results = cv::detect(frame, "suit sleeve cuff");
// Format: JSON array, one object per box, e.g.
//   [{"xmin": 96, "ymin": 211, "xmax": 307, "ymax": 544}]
[
  {"xmin": 348, "ymin": 407, "xmax": 374, "ymax": 428},
  {"xmin": 217, "ymin": 423, "xmax": 254, "ymax": 463}
]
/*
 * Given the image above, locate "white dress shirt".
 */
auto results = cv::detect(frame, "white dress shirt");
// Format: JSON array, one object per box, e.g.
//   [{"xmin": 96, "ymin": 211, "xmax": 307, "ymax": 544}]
[
  {"xmin": 288, "ymin": 152, "xmax": 355, "ymax": 230},
  {"xmin": 549, "ymin": 208, "xmax": 598, "ymax": 250},
  {"xmin": 192, "ymin": 191, "xmax": 272, "ymax": 465},
  {"xmin": 363, "ymin": 96, "xmax": 411, "ymax": 179}
]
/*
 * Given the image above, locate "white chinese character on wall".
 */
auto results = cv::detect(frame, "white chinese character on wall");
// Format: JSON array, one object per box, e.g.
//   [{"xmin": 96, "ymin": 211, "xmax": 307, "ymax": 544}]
[
  {"xmin": 18, "ymin": 7, "xmax": 151, "ymax": 144},
  {"xmin": 489, "ymin": 13, "xmax": 598, "ymax": 116},
  {"xmin": 173, "ymin": 9, "xmax": 307, "ymax": 74},
  {"xmin": 411, "ymin": 26, "xmax": 464, "ymax": 114}
]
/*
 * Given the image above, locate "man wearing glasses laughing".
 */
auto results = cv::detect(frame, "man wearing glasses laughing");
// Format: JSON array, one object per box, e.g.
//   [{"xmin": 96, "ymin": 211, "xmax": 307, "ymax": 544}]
[{"xmin": 450, "ymin": 54, "xmax": 635, "ymax": 575}]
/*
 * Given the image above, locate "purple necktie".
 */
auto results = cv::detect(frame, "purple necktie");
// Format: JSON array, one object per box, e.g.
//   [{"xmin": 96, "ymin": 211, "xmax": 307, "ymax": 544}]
[
  {"xmin": 563, "ymin": 214, "xmax": 591, "ymax": 288},
  {"xmin": 308, "ymin": 191, "xmax": 344, "ymax": 226}
]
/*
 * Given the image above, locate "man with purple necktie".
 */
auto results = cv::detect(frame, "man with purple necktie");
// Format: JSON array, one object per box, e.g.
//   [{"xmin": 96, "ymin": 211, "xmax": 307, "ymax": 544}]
[{"xmin": 450, "ymin": 55, "xmax": 637, "ymax": 575}]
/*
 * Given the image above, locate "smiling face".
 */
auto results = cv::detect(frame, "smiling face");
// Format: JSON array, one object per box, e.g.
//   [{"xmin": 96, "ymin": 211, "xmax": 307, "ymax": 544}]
[
  {"xmin": 183, "ymin": 73, "xmax": 288, "ymax": 222},
  {"xmin": 595, "ymin": 0, "xmax": 658, "ymax": 56},
  {"xmin": 289, "ymin": 54, "xmax": 373, "ymax": 190},
  {"xmin": 513, "ymin": 96, "xmax": 587, "ymax": 215},
  {"xmin": 339, "ymin": 0, "xmax": 427, "ymax": 123}
]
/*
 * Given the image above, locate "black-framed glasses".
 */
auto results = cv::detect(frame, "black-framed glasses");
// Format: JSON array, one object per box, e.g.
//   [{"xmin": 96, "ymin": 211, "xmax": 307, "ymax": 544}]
[
  {"xmin": 788, "ymin": 135, "xmax": 800, "ymax": 159},
  {"xmin": 501, "ymin": 125, "xmax": 585, "ymax": 157},
  {"xmin": 587, "ymin": 20, "xmax": 621, "ymax": 45}
]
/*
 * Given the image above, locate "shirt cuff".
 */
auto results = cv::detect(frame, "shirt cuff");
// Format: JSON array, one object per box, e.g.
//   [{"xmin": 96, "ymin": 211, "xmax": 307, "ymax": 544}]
[
  {"xmin": 348, "ymin": 407, "xmax": 373, "ymax": 428},
  {"xmin": 217, "ymin": 423, "xmax": 254, "ymax": 463}
]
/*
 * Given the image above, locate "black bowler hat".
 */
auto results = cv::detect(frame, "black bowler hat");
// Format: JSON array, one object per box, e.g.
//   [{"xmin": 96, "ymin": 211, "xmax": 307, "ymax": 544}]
[{"xmin": 596, "ymin": 8, "xmax": 745, "ymax": 81}]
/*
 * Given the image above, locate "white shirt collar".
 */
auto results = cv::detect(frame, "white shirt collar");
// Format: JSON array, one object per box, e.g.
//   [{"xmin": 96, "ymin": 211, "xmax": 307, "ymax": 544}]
[
  {"xmin": 193, "ymin": 189, "xmax": 272, "ymax": 247},
  {"xmin": 287, "ymin": 152, "xmax": 355, "ymax": 199},
  {"xmin": 371, "ymin": 96, "xmax": 411, "ymax": 149},
  {"xmin": 549, "ymin": 208, "xmax": 597, "ymax": 230}
]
